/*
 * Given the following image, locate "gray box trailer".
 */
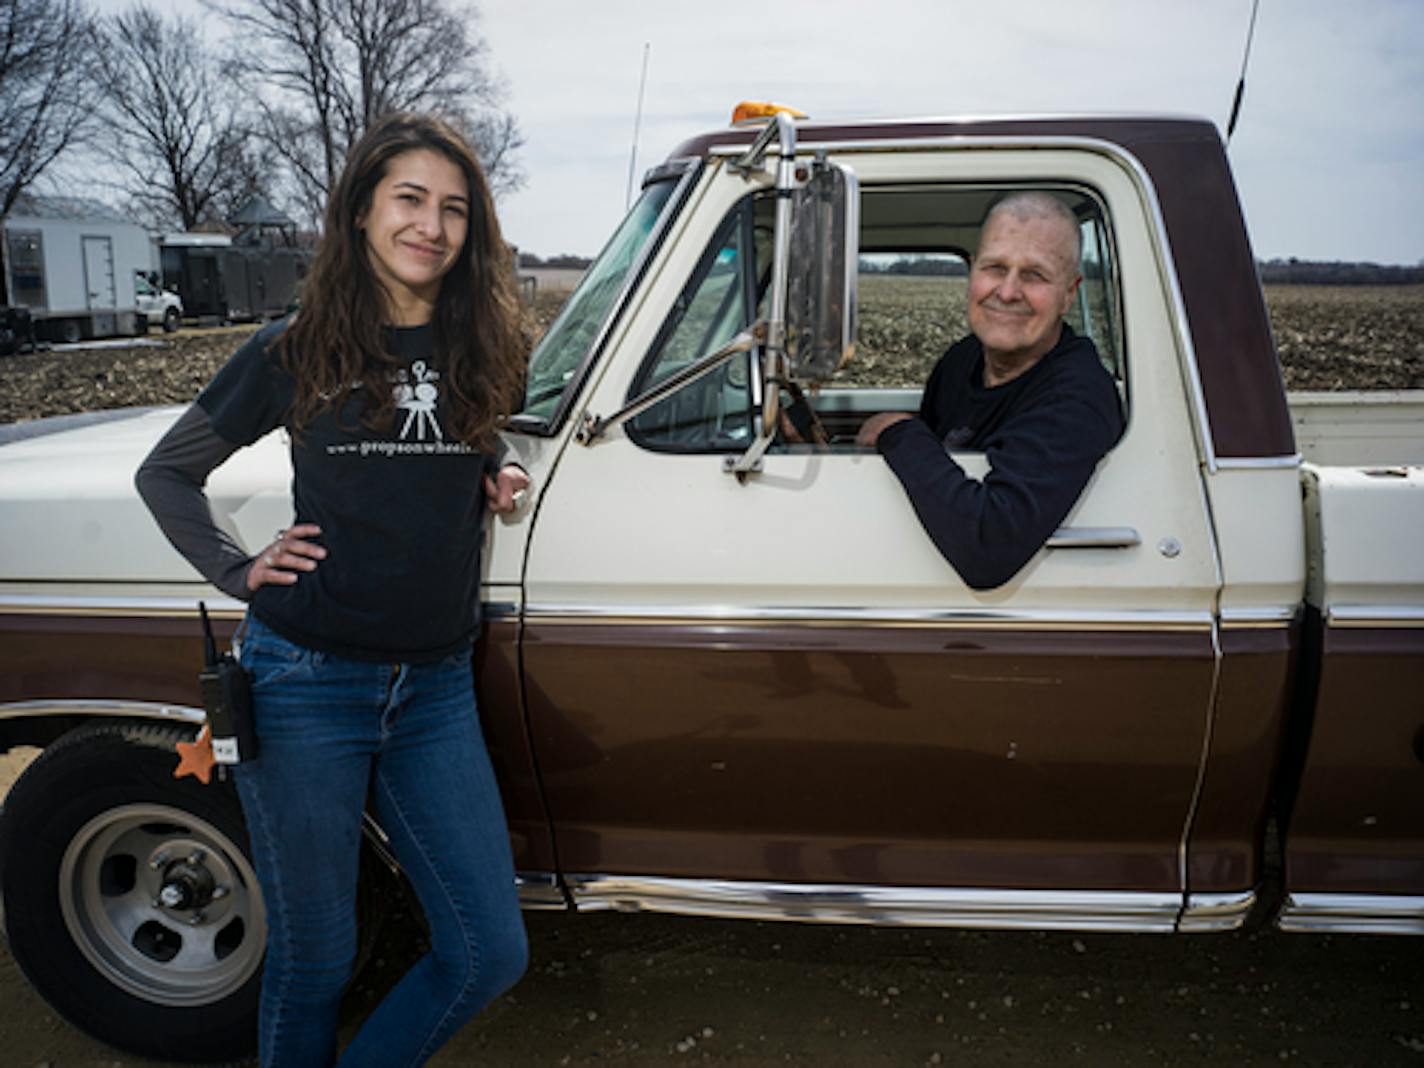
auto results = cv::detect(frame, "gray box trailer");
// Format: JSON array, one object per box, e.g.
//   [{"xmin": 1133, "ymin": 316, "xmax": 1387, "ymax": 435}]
[
  {"xmin": 160, "ymin": 234, "xmax": 308, "ymax": 322},
  {"xmin": 1, "ymin": 196, "xmax": 153, "ymax": 343}
]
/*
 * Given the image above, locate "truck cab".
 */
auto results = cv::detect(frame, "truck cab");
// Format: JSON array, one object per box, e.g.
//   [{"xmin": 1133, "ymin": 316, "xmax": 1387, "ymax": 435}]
[{"xmin": 134, "ymin": 272, "xmax": 183, "ymax": 332}]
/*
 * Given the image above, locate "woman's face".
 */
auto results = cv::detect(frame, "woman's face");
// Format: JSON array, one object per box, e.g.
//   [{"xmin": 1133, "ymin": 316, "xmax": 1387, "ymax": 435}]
[{"xmin": 358, "ymin": 148, "xmax": 470, "ymax": 323}]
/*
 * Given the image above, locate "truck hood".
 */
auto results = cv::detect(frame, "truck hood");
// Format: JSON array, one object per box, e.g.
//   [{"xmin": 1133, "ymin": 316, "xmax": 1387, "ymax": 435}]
[{"xmin": 0, "ymin": 406, "xmax": 294, "ymax": 585}]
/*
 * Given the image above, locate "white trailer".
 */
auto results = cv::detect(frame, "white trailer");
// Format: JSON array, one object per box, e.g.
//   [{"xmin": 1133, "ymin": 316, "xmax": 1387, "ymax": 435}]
[{"xmin": 1, "ymin": 196, "xmax": 155, "ymax": 343}]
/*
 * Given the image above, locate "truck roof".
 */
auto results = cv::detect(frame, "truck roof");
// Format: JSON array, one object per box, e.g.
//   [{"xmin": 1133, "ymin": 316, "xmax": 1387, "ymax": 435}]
[
  {"xmin": 667, "ymin": 112, "xmax": 1222, "ymax": 160},
  {"xmin": 666, "ymin": 113, "xmax": 1293, "ymax": 463}
]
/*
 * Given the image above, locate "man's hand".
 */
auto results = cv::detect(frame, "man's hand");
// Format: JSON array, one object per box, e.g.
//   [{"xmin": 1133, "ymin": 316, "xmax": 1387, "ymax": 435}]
[
  {"xmin": 856, "ymin": 411, "xmax": 913, "ymax": 449},
  {"xmin": 483, "ymin": 464, "xmax": 531, "ymax": 514},
  {"xmin": 246, "ymin": 523, "xmax": 325, "ymax": 592}
]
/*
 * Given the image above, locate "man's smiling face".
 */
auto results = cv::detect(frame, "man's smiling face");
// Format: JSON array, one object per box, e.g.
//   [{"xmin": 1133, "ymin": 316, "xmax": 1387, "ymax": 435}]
[{"xmin": 968, "ymin": 209, "xmax": 1081, "ymax": 370}]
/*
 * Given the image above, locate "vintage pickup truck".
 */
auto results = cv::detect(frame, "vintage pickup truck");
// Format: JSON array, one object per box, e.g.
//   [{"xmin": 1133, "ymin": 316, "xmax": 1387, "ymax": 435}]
[{"xmin": 1, "ymin": 111, "xmax": 1421, "ymax": 1062}]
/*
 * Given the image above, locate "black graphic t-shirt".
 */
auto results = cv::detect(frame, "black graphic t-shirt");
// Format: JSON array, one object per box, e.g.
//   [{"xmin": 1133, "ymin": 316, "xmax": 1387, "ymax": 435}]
[{"xmin": 193, "ymin": 317, "xmax": 498, "ymax": 662}]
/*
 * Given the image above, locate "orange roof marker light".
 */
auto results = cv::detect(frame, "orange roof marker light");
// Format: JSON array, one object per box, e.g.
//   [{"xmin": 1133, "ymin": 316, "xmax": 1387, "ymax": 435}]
[{"xmin": 731, "ymin": 101, "xmax": 808, "ymax": 126}]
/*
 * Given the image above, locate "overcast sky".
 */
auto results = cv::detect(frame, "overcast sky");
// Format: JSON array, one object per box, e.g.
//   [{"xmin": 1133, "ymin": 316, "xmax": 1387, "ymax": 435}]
[{"xmin": 86, "ymin": 0, "xmax": 1424, "ymax": 264}]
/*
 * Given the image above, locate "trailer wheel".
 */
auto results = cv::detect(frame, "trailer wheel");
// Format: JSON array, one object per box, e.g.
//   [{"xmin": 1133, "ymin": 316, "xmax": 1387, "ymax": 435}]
[
  {"xmin": 58, "ymin": 319, "xmax": 82, "ymax": 343},
  {"xmin": 162, "ymin": 306, "xmax": 180, "ymax": 332},
  {"xmin": 0, "ymin": 723, "xmax": 263, "ymax": 1063}
]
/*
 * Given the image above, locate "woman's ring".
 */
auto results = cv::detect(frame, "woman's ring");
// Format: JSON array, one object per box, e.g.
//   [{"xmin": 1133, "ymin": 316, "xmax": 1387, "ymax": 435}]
[{"xmin": 264, "ymin": 553, "xmax": 276, "ymax": 566}]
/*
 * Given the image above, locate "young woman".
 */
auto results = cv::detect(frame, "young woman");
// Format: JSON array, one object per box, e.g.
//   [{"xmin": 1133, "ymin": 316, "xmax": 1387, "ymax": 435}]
[{"xmin": 137, "ymin": 112, "xmax": 530, "ymax": 1067}]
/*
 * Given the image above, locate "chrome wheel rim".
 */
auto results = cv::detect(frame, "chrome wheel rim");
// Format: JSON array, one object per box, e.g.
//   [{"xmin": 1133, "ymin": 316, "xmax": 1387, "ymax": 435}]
[{"xmin": 58, "ymin": 803, "xmax": 266, "ymax": 1006}]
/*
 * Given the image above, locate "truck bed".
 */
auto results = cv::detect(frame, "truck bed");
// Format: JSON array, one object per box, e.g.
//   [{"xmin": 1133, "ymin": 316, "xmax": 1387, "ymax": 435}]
[{"xmin": 1288, "ymin": 390, "xmax": 1424, "ymax": 466}]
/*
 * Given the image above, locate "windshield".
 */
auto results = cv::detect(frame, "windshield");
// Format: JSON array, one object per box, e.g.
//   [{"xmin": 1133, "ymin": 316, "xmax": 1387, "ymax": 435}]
[{"xmin": 517, "ymin": 173, "xmax": 689, "ymax": 427}]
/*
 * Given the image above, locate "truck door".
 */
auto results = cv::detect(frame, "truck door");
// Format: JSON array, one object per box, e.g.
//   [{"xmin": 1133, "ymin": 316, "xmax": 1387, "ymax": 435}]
[
  {"xmin": 517, "ymin": 150, "xmax": 1223, "ymax": 930},
  {"xmin": 82, "ymin": 236, "xmax": 116, "ymax": 310}
]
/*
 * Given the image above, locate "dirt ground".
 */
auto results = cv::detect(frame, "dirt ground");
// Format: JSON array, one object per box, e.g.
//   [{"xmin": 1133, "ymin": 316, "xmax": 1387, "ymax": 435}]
[
  {"xmin": 3, "ymin": 887, "xmax": 1423, "ymax": 1065},
  {"xmin": 2, "ymin": 753, "xmax": 1421, "ymax": 1068}
]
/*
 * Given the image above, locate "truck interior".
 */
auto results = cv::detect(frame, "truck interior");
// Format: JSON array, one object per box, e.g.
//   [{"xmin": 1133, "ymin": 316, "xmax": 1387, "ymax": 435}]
[{"xmin": 628, "ymin": 182, "xmax": 1124, "ymax": 453}]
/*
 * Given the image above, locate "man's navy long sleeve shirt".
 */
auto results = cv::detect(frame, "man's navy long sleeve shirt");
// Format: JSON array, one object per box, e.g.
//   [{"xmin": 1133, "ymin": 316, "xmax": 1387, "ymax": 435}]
[{"xmin": 875, "ymin": 324, "xmax": 1123, "ymax": 589}]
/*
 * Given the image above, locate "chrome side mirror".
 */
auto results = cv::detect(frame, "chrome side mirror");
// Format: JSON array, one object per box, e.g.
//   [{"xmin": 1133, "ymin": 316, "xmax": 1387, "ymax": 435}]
[{"xmin": 785, "ymin": 158, "xmax": 859, "ymax": 381}]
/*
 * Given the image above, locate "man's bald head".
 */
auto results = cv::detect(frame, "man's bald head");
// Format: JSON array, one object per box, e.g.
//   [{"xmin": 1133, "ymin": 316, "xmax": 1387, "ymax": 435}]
[{"xmin": 981, "ymin": 192, "xmax": 1082, "ymax": 277}]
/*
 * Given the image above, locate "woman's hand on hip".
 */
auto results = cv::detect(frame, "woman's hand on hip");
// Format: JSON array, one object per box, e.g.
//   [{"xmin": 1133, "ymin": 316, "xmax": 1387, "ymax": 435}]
[
  {"xmin": 483, "ymin": 464, "xmax": 530, "ymax": 514},
  {"xmin": 246, "ymin": 523, "xmax": 325, "ymax": 592}
]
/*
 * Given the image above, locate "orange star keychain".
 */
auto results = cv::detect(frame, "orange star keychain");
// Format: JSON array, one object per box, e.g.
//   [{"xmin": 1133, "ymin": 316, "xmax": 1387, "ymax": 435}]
[{"xmin": 174, "ymin": 724, "xmax": 217, "ymax": 784}]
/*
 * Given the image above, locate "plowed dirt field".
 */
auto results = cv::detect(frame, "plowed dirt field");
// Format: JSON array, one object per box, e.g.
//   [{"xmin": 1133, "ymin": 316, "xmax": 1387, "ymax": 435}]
[{"xmin": 1, "ymin": 284, "xmax": 1418, "ymax": 426}]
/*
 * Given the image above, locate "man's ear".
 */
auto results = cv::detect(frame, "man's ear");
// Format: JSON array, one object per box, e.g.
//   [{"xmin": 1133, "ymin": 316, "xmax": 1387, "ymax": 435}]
[{"xmin": 1061, "ymin": 272, "xmax": 1083, "ymax": 314}]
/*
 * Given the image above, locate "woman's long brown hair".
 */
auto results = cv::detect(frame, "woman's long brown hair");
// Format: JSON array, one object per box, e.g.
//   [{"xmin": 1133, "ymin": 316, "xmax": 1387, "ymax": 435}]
[{"xmin": 275, "ymin": 112, "xmax": 523, "ymax": 450}]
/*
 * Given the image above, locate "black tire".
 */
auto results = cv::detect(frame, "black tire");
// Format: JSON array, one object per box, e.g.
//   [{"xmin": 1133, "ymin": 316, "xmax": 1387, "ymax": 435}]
[
  {"xmin": 0, "ymin": 723, "xmax": 263, "ymax": 1063},
  {"xmin": 163, "ymin": 306, "xmax": 180, "ymax": 332},
  {"xmin": 58, "ymin": 318, "xmax": 82, "ymax": 344}
]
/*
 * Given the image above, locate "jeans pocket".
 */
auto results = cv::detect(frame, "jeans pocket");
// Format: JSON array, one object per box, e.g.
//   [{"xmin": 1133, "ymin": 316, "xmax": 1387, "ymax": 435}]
[
  {"xmin": 440, "ymin": 644, "xmax": 474, "ymax": 670},
  {"xmin": 241, "ymin": 620, "xmax": 321, "ymax": 690}
]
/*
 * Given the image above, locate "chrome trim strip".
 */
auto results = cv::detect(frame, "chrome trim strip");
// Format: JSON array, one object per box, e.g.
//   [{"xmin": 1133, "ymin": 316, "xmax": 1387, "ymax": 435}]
[
  {"xmin": 1220, "ymin": 606, "xmax": 1298, "ymax": 627},
  {"xmin": 0, "ymin": 593, "xmax": 245, "ymax": 618},
  {"xmin": 0, "ymin": 698, "xmax": 204, "ymax": 725},
  {"xmin": 1045, "ymin": 526, "xmax": 1140, "ymax": 549},
  {"xmin": 516, "ymin": 871, "xmax": 569, "ymax": 910},
  {"xmin": 565, "ymin": 875, "xmax": 1181, "ymax": 932},
  {"xmin": 707, "ymin": 132, "xmax": 1223, "ymax": 471},
  {"xmin": 1178, "ymin": 890, "xmax": 1256, "ymax": 932},
  {"xmin": 522, "ymin": 603, "xmax": 1214, "ymax": 631},
  {"xmin": 1278, "ymin": 893, "xmax": 1424, "ymax": 936},
  {"xmin": 1214, "ymin": 454, "xmax": 1302, "ymax": 470},
  {"xmin": 1326, "ymin": 605, "xmax": 1424, "ymax": 628},
  {"xmin": 0, "ymin": 593, "xmax": 521, "ymax": 621}
]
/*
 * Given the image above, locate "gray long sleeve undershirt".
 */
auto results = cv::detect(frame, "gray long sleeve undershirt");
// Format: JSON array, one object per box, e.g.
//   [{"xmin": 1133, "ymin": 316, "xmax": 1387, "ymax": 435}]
[{"xmin": 134, "ymin": 404, "xmax": 258, "ymax": 601}]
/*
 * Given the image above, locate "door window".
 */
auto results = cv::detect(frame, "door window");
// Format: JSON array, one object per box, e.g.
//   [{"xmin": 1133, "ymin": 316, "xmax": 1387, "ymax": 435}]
[
  {"xmin": 628, "ymin": 195, "xmax": 774, "ymax": 450},
  {"xmin": 627, "ymin": 183, "xmax": 1124, "ymax": 453}
]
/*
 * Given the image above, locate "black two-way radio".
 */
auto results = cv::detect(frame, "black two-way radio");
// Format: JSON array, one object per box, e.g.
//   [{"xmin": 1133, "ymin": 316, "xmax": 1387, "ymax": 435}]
[{"xmin": 198, "ymin": 602, "xmax": 257, "ymax": 764}]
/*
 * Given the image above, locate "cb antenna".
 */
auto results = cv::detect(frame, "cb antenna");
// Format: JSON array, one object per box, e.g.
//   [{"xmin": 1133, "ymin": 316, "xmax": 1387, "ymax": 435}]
[
  {"xmin": 1226, "ymin": 0, "xmax": 1262, "ymax": 143},
  {"xmin": 625, "ymin": 42, "xmax": 651, "ymax": 209}
]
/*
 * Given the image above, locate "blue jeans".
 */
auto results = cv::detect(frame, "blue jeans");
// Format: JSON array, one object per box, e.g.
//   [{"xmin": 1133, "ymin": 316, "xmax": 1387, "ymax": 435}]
[{"xmin": 234, "ymin": 615, "xmax": 528, "ymax": 1068}]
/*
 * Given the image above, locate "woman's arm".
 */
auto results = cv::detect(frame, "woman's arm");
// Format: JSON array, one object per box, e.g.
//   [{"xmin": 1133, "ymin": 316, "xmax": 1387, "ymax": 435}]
[
  {"xmin": 135, "ymin": 405, "xmax": 326, "ymax": 597},
  {"xmin": 135, "ymin": 404, "xmax": 255, "ymax": 600}
]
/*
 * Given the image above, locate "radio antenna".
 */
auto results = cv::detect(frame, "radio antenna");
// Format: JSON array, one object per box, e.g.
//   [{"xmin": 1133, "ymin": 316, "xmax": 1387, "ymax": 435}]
[
  {"xmin": 625, "ymin": 42, "xmax": 651, "ymax": 209},
  {"xmin": 1226, "ymin": 0, "xmax": 1262, "ymax": 143}
]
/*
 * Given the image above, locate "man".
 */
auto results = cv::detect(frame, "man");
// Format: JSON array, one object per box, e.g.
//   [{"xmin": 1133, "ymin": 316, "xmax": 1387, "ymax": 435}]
[{"xmin": 857, "ymin": 192, "xmax": 1123, "ymax": 589}]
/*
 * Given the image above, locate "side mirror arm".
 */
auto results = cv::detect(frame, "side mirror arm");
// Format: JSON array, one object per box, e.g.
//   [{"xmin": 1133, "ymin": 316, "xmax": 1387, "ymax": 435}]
[{"xmin": 576, "ymin": 324, "xmax": 766, "ymax": 446}]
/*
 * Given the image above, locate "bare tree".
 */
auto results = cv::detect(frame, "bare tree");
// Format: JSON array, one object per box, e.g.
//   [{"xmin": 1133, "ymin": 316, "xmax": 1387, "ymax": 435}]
[
  {"xmin": 209, "ymin": 0, "xmax": 524, "ymax": 226},
  {"xmin": 0, "ymin": 0, "xmax": 95, "ymax": 218},
  {"xmin": 91, "ymin": 3, "xmax": 266, "ymax": 231}
]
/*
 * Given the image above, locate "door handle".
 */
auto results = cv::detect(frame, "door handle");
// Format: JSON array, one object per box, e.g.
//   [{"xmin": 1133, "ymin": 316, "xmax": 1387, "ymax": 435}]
[{"xmin": 1046, "ymin": 526, "xmax": 1141, "ymax": 549}]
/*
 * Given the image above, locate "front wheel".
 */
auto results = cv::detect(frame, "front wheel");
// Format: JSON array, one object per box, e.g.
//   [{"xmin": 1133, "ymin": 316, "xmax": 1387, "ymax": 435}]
[
  {"xmin": 0, "ymin": 723, "xmax": 264, "ymax": 1063},
  {"xmin": 162, "ymin": 306, "xmax": 180, "ymax": 332}
]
